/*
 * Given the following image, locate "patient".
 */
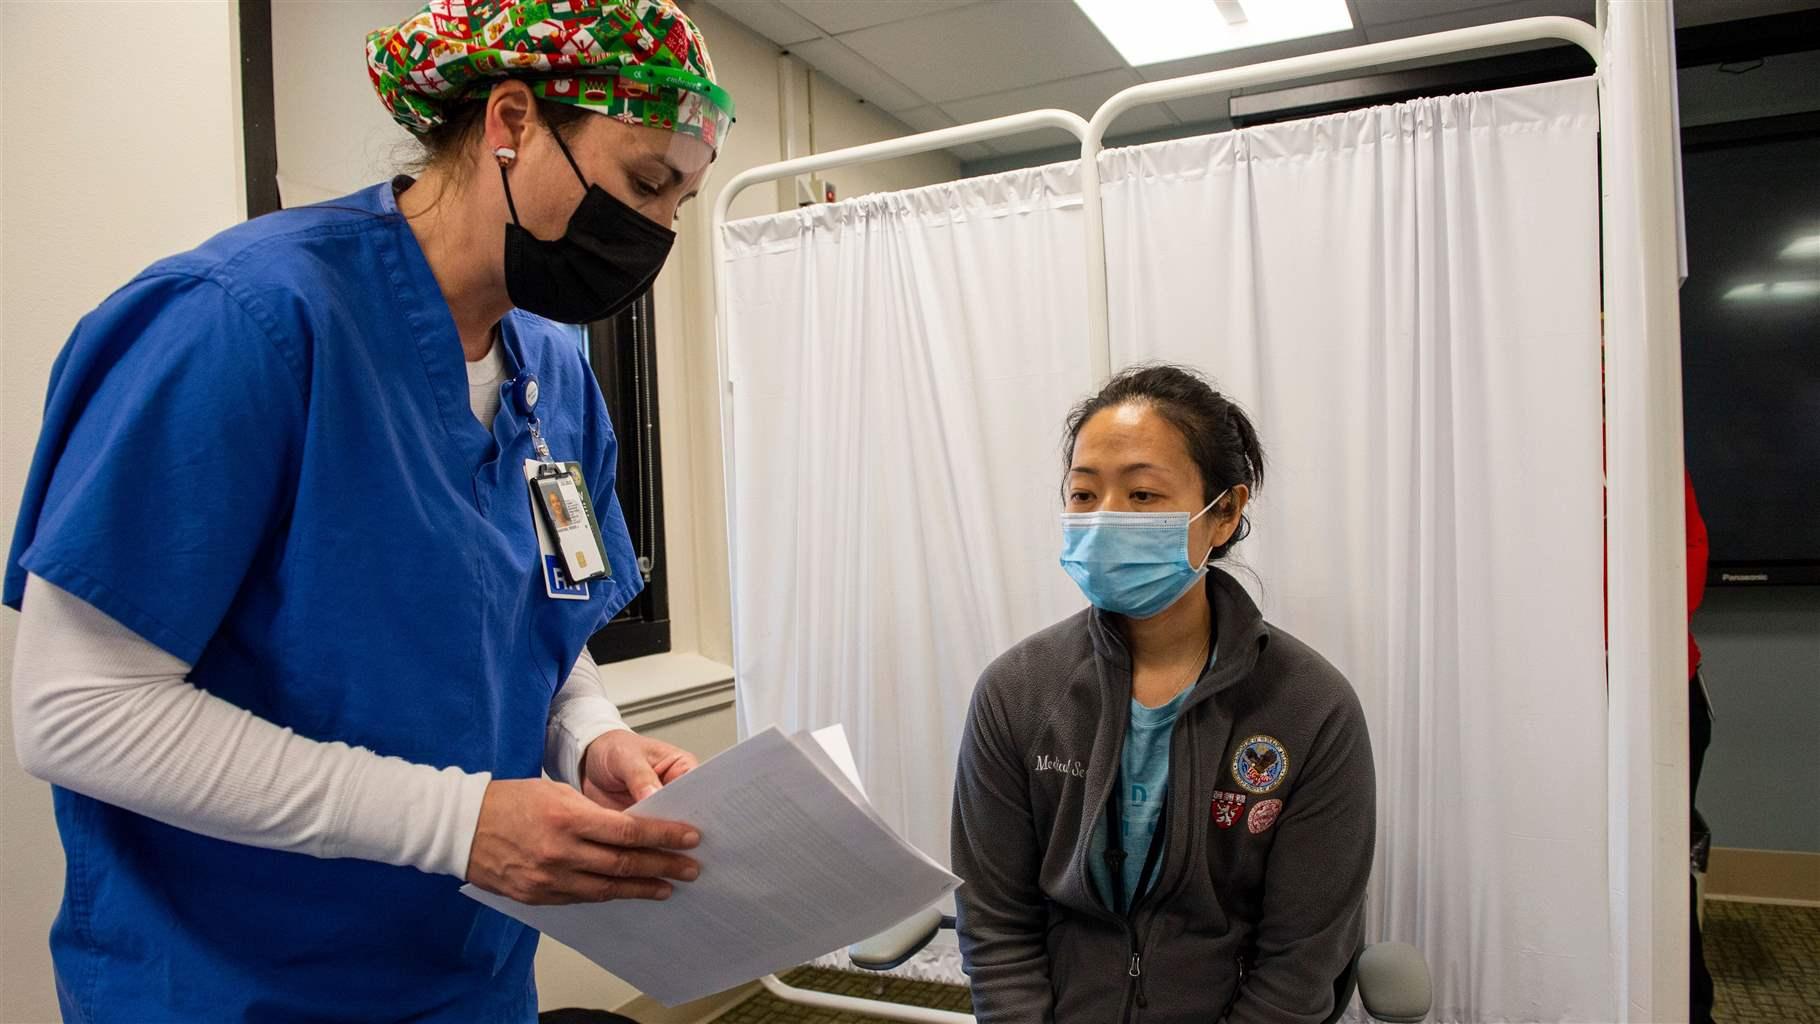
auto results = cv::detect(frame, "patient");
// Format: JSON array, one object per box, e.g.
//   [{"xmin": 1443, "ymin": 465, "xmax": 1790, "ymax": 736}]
[{"xmin": 952, "ymin": 364, "xmax": 1374, "ymax": 1023}]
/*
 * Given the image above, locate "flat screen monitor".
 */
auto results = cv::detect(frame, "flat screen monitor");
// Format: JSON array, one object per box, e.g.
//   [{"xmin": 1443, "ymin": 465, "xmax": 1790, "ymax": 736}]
[{"xmin": 1679, "ymin": 118, "xmax": 1820, "ymax": 586}]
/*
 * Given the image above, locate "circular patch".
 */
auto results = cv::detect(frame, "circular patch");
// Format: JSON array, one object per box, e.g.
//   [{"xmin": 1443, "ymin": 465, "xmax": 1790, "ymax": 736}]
[
  {"xmin": 1230, "ymin": 735, "xmax": 1289, "ymax": 794},
  {"xmin": 1247, "ymin": 798, "xmax": 1283, "ymax": 835}
]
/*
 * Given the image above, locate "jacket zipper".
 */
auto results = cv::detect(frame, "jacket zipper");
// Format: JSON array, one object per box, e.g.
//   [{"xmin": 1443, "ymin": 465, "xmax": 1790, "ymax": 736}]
[
  {"xmin": 1114, "ymin": 809, "xmax": 1152, "ymax": 1023},
  {"xmin": 1096, "ymin": 622, "xmax": 1238, "ymax": 1024},
  {"xmin": 1117, "ymin": 868, "xmax": 1168, "ymax": 1020},
  {"xmin": 1119, "ymin": 919, "xmax": 1146, "ymax": 1024},
  {"xmin": 1219, "ymin": 955, "xmax": 1249, "ymax": 1019},
  {"xmin": 1117, "ymin": 716, "xmax": 1202, "ymax": 1024}
]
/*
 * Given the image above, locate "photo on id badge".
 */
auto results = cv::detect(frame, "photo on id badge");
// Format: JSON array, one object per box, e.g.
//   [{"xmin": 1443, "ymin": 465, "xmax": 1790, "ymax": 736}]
[{"xmin": 524, "ymin": 459, "xmax": 610, "ymax": 600}]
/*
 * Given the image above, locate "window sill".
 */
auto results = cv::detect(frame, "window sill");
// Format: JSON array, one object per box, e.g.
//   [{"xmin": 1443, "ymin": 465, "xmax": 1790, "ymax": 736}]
[{"xmin": 597, "ymin": 651, "xmax": 735, "ymax": 730}]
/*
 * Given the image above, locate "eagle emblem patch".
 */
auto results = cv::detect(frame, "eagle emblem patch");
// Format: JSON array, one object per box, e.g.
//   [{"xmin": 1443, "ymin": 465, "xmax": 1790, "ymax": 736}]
[{"xmin": 1231, "ymin": 735, "xmax": 1289, "ymax": 795}]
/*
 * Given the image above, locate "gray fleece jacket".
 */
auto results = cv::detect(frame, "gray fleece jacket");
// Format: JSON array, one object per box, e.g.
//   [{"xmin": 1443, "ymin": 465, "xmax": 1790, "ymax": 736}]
[{"xmin": 952, "ymin": 570, "xmax": 1375, "ymax": 1024}]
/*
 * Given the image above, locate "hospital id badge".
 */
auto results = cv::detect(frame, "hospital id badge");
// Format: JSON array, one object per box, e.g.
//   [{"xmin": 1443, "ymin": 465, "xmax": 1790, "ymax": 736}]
[
  {"xmin": 523, "ymin": 459, "xmax": 609, "ymax": 599},
  {"xmin": 530, "ymin": 460, "xmax": 610, "ymax": 585}
]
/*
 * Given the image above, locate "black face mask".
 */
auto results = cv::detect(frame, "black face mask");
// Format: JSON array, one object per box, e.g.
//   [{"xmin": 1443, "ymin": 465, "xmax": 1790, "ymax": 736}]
[{"xmin": 500, "ymin": 130, "xmax": 676, "ymax": 325}]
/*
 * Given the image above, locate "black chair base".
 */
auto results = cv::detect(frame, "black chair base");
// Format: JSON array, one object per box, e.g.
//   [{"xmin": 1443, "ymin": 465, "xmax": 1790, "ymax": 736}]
[{"xmin": 539, "ymin": 1008, "xmax": 641, "ymax": 1024}]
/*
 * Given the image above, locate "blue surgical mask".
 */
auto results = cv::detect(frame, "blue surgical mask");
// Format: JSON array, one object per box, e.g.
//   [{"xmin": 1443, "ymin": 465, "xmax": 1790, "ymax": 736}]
[{"xmin": 1059, "ymin": 491, "xmax": 1228, "ymax": 619}]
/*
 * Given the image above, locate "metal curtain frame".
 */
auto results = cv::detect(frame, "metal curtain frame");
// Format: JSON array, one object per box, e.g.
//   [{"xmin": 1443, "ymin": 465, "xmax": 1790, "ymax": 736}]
[
  {"xmin": 707, "ymin": 107, "xmax": 1097, "ymax": 725},
  {"xmin": 709, "ymin": 6, "xmax": 1690, "ymax": 1017}
]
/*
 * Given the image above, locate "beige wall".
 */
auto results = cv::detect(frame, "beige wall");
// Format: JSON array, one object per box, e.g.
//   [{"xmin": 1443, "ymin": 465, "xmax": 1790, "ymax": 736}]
[
  {"xmin": 270, "ymin": 0, "xmax": 424, "ymax": 205},
  {"xmin": 660, "ymin": 2, "xmax": 962, "ymax": 666},
  {"xmin": 1, "ymin": 5, "xmax": 247, "ymax": 1021},
  {"xmin": 0, "ymin": 3, "xmax": 956, "ymax": 1021}
]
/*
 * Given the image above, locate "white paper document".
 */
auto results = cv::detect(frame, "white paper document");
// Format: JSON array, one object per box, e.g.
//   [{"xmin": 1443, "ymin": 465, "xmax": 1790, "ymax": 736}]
[{"xmin": 461, "ymin": 726, "xmax": 960, "ymax": 1006}]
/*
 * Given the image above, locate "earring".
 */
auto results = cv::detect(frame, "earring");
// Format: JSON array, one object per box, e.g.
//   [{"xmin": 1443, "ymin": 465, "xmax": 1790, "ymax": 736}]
[{"xmin": 494, "ymin": 146, "xmax": 517, "ymax": 168}]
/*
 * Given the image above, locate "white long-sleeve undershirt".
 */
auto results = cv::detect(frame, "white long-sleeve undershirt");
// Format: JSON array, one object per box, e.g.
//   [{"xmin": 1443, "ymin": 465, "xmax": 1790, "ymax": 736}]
[{"xmin": 9, "ymin": 340, "xmax": 631, "ymax": 879}]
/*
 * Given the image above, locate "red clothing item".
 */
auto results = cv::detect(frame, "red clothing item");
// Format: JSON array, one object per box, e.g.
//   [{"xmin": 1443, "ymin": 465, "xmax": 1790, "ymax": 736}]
[{"xmin": 1686, "ymin": 470, "xmax": 1708, "ymax": 673}]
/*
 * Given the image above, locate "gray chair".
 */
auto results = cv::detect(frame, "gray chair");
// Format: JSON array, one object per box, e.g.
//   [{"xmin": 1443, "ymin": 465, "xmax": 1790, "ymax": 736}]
[{"xmin": 1324, "ymin": 941, "xmax": 1432, "ymax": 1024}]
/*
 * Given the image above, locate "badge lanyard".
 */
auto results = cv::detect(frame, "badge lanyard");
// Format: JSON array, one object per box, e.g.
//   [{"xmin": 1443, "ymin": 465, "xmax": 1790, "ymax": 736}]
[{"xmin": 515, "ymin": 375, "xmax": 553, "ymax": 462}]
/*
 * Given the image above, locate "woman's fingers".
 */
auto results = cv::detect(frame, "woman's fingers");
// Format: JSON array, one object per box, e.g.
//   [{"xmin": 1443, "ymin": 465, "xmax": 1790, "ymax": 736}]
[
  {"xmin": 467, "ymin": 778, "xmax": 701, "ymax": 905},
  {"xmin": 562, "ymin": 837, "xmax": 700, "ymax": 883},
  {"xmin": 571, "ymin": 800, "xmax": 700, "ymax": 851}
]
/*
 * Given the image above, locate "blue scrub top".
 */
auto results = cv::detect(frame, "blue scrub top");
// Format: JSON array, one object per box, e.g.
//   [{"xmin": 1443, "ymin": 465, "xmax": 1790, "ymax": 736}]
[{"xmin": 4, "ymin": 180, "xmax": 643, "ymax": 1023}]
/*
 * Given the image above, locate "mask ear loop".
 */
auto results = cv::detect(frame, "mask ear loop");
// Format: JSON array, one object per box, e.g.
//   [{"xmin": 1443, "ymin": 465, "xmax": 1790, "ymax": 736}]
[
  {"xmin": 547, "ymin": 127, "xmax": 589, "ymax": 187},
  {"xmin": 495, "ymin": 147, "xmax": 522, "ymax": 226},
  {"xmin": 496, "ymin": 126, "xmax": 589, "ymax": 228},
  {"xmin": 1189, "ymin": 487, "xmax": 1234, "ymax": 569}
]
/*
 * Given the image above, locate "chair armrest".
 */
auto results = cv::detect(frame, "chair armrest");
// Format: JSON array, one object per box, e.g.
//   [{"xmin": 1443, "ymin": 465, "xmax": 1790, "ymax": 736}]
[
  {"xmin": 848, "ymin": 907, "xmax": 946, "ymax": 972},
  {"xmin": 1356, "ymin": 941, "xmax": 1431, "ymax": 1023}
]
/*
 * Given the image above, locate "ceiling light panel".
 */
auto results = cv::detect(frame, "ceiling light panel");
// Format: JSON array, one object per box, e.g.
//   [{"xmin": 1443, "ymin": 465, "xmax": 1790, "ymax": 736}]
[{"xmin": 1073, "ymin": 0, "xmax": 1354, "ymax": 66}]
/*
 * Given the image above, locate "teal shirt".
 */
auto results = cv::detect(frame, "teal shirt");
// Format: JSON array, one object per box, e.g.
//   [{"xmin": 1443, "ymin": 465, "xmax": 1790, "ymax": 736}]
[{"xmin": 1091, "ymin": 681, "xmax": 1196, "ymax": 911}]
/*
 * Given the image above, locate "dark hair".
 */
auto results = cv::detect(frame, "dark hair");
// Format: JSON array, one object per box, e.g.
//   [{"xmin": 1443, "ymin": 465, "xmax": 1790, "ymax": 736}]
[
  {"xmin": 404, "ymin": 94, "xmax": 594, "ymax": 178},
  {"xmin": 1063, "ymin": 363, "xmax": 1266, "ymax": 560}
]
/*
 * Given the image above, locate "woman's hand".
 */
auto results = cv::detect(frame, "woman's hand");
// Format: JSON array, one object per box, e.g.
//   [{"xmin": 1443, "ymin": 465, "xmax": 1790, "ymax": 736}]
[
  {"xmin": 580, "ymin": 729, "xmax": 699, "ymax": 811},
  {"xmin": 466, "ymin": 777, "xmax": 700, "ymax": 905}
]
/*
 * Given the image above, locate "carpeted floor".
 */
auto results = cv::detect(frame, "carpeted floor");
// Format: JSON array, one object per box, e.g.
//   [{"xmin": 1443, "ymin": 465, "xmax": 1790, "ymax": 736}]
[
  {"xmin": 712, "ymin": 967, "xmax": 971, "ymax": 1023},
  {"xmin": 711, "ymin": 901, "xmax": 1820, "ymax": 1023},
  {"xmin": 1707, "ymin": 899, "xmax": 1820, "ymax": 1024}
]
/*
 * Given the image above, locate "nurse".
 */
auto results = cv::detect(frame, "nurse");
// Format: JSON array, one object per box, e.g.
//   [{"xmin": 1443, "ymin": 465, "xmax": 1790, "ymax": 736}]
[{"xmin": 4, "ymin": 2, "xmax": 732, "ymax": 1020}]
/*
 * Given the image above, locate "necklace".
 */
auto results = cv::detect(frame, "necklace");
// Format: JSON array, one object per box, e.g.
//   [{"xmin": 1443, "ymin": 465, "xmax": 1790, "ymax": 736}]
[{"xmin": 1136, "ymin": 633, "xmax": 1210, "ymax": 708}]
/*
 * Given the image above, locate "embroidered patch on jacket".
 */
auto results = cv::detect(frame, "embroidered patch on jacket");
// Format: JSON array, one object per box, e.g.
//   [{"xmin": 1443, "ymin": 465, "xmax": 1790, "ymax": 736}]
[
  {"xmin": 1212, "ymin": 791, "xmax": 1248, "ymax": 829},
  {"xmin": 1247, "ymin": 798, "xmax": 1283, "ymax": 835},
  {"xmin": 1231, "ymin": 735, "xmax": 1290, "ymax": 794}
]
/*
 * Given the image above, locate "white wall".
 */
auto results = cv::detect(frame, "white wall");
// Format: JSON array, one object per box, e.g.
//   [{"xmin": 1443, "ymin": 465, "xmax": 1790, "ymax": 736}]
[{"xmin": 0, "ymin": 5, "xmax": 247, "ymax": 1022}]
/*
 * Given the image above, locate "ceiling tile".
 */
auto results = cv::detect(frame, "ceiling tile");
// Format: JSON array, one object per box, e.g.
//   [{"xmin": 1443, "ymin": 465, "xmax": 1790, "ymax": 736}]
[
  {"xmin": 944, "ymin": 69, "xmax": 1176, "ymax": 135},
  {"xmin": 1351, "ymin": 0, "xmax": 1513, "ymax": 28},
  {"xmin": 780, "ymin": 0, "xmax": 981, "ymax": 35},
  {"xmin": 704, "ymin": 0, "xmax": 824, "ymax": 46},
  {"xmin": 1123, "ymin": 28, "xmax": 1362, "ymax": 123},
  {"xmin": 892, "ymin": 105, "xmax": 960, "ymax": 134},
  {"xmin": 954, "ymin": 118, "xmax": 1104, "ymax": 156},
  {"xmin": 840, "ymin": 2, "xmax": 1126, "ymax": 103},
  {"xmin": 790, "ymin": 37, "xmax": 931, "ymax": 112},
  {"xmin": 1134, "ymin": 28, "xmax": 1366, "ymax": 82},
  {"xmin": 950, "ymin": 142, "xmax": 999, "ymax": 162},
  {"xmin": 891, "ymin": 109, "xmax": 1046, "ymax": 163},
  {"xmin": 988, "ymin": 133, "xmax": 1090, "ymax": 157},
  {"xmin": 1358, "ymin": 0, "xmax": 1593, "ymax": 42}
]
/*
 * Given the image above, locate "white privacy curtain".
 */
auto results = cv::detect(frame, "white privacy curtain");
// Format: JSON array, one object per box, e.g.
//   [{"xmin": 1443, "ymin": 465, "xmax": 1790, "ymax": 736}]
[
  {"xmin": 721, "ymin": 166, "xmax": 1093, "ymax": 870},
  {"xmin": 1101, "ymin": 78, "xmax": 1609, "ymax": 1021}
]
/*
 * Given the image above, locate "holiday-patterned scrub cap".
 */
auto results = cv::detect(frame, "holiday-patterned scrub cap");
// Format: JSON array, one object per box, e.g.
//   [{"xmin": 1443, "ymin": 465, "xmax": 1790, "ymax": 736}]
[{"xmin": 368, "ymin": 0, "xmax": 733, "ymax": 152}]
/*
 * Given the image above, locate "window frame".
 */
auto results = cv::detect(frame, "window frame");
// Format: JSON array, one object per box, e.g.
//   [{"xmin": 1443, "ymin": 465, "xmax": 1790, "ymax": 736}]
[{"xmin": 585, "ymin": 293, "xmax": 673, "ymax": 663}]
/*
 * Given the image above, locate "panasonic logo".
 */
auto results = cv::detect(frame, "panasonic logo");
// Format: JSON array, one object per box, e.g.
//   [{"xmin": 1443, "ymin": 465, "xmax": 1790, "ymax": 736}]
[{"xmin": 1720, "ymin": 573, "xmax": 1770, "ymax": 582}]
